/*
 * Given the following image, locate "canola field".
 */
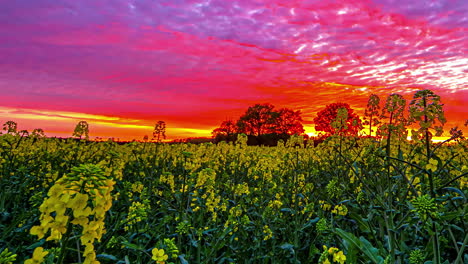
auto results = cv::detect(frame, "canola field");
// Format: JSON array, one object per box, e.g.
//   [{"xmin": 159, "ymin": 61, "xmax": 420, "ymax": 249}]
[{"xmin": 0, "ymin": 134, "xmax": 466, "ymax": 263}]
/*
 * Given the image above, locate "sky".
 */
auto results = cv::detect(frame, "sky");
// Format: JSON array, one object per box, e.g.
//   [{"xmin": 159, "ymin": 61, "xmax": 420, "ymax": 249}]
[{"xmin": 0, "ymin": 0, "xmax": 466, "ymax": 140}]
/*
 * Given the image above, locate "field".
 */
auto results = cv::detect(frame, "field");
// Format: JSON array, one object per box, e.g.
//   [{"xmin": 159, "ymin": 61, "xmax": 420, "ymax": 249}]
[{"xmin": 0, "ymin": 134, "xmax": 466, "ymax": 263}]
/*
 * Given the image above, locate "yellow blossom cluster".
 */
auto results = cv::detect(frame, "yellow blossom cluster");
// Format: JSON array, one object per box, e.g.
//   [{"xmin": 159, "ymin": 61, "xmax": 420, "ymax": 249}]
[
  {"xmin": 319, "ymin": 200, "xmax": 332, "ymax": 211},
  {"xmin": 331, "ymin": 204, "xmax": 348, "ymax": 216},
  {"xmin": 425, "ymin": 158, "xmax": 438, "ymax": 172},
  {"xmin": 131, "ymin": 181, "xmax": 144, "ymax": 193},
  {"xmin": 124, "ymin": 199, "xmax": 150, "ymax": 231},
  {"xmin": 28, "ymin": 164, "xmax": 115, "ymax": 264},
  {"xmin": 263, "ymin": 225, "xmax": 273, "ymax": 241},
  {"xmin": 319, "ymin": 245, "xmax": 346, "ymax": 264}
]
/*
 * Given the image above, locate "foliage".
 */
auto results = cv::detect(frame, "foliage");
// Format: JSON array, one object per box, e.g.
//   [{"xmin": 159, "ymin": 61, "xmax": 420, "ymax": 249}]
[
  {"xmin": 237, "ymin": 103, "xmax": 278, "ymax": 136},
  {"xmin": 363, "ymin": 94, "xmax": 381, "ymax": 137},
  {"xmin": 274, "ymin": 108, "xmax": 305, "ymax": 135},
  {"xmin": 153, "ymin": 121, "xmax": 167, "ymax": 143},
  {"xmin": 409, "ymin": 90, "xmax": 446, "ymax": 145},
  {"xmin": 377, "ymin": 93, "xmax": 407, "ymax": 141},
  {"xmin": 2, "ymin": 121, "xmax": 17, "ymax": 135},
  {"xmin": 0, "ymin": 129, "xmax": 466, "ymax": 263},
  {"xmin": 211, "ymin": 120, "xmax": 237, "ymax": 142},
  {"xmin": 313, "ymin": 103, "xmax": 362, "ymax": 136},
  {"xmin": 213, "ymin": 103, "xmax": 305, "ymax": 144},
  {"xmin": 72, "ymin": 121, "xmax": 90, "ymax": 140}
]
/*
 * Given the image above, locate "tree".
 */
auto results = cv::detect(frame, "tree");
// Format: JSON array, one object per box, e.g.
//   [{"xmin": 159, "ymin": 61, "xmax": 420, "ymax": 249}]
[
  {"xmin": 211, "ymin": 104, "xmax": 306, "ymax": 144},
  {"xmin": 212, "ymin": 120, "xmax": 237, "ymax": 141},
  {"xmin": 274, "ymin": 108, "xmax": 305, "ymax": 135},
  {"xmin": 313, "ymin": 103, "xmax": 362, "ymax": 136},
  {"xmin": 363, "ymin": 94, "xmax": 381, "ymax": 137},
  {"xmin": 153, "ymin": 121, "xmax": 166, "ymax": 143},
  {"xmin": 31, "ymin": 128, "xmax": 45, "ymax": 138},
  {"xmin": 72, "ymin": 121, "xmax": 89, "ymax": 140},
  {"xmin": 237, "ymin": 103, "xmax": 278, "ymax": 136},
  {"xmin": 2, "ymin": 121, "xmax": 17, "ymax": 135}
]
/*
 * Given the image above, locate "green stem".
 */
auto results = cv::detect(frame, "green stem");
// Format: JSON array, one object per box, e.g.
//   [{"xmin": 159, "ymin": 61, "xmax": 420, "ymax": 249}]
[
  {"xmin": 56, "ymin": 220, "xmax": 73, "ymax": 264},
  {"xmin": 454, "ymin": 233, "xmax": 468, "ymax": 264}
]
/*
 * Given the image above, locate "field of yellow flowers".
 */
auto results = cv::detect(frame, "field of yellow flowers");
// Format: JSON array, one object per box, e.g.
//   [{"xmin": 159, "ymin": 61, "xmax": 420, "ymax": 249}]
[{"xmin": 0, "ymin": 133, "xmax": 466, "ymax": 263}]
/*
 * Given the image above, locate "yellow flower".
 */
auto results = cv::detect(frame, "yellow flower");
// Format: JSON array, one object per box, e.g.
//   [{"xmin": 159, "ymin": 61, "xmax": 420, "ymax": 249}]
[
  {"xmin": 81, "ymin": 228, "xmax": 99, "ymax": 245},
  {"xmin": 425, "ymin": 158, "xmax": 438, "ymax": 171},
  {"xmin": 328, "ymin": 247, "xmax": 338, "ymax": 254},
  {"xmin": 73, "ymin": 206, "xmax": 92, "ymax": 218},
  {"xmin": 30, "ymin": 226, "xmax": 46, "ymax": 239},
  {"xmin": 71, "ymin": 215, "xmax": 89, "ymax": 226},
  {"xmin": 54, "ymin": 214, "xmax": 69, "ymax": 226},
  {"xmin": 323, "ymin": 259, "xmax": 331, "ymax": 264},
  {"xmin": 24, "ymin": 247, "xmax": 48, "ymax": 264},
  {"xmin": 47, "ymin": 184, "xmax": 65, "ymax": 198},
  {"xmin": 46, "ymin": 229, "xmax": 63, "ymax": 241},
  {"xmin": 152, "ymin": 248, "xmax": 168, "ymax": 264},
  {"xmin": 69, "ymin": 193, "xmax": 89, "ymax": 211},
  {"xmin": 83, "ymin": 244, "xmax": 95, "ymax": 258},
  {"xmin": 333, "ymin": 250, "xmax": 346, "ymax": 264},
  {"xmin": 59, "ymin": 192, "xmax": 71, "ymax": 203}
]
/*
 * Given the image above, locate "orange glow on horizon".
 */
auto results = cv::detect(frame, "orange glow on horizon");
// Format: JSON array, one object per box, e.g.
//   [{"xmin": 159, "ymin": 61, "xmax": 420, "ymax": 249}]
[{"xmin": 0, "ymin": 106, "xmax": 465, "ymax": 143}]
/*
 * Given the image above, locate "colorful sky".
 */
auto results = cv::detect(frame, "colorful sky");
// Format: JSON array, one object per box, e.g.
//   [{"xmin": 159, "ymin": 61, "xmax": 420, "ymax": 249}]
[{"xmin": 0, "ymin": 0, "xmax": 467, "ymax": 140}]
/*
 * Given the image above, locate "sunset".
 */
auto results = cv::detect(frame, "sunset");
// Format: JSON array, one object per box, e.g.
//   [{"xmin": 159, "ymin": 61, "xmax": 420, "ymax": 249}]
[
  {"xmin": 1, "ymin": 1, "xmax": 468, "ymax": 263},
  {"xmin": 0, "ymin": 0, "xmax": 466, "ymax": 140}
]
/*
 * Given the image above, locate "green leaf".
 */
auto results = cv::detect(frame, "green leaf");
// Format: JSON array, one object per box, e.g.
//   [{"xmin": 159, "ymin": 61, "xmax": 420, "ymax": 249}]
[
  {"xmin": 179, "ymin": 254, "xmax": 189, "ymax": 264},
  {"xmin": 442, "ymin": 187, "xmax": 466, "ymax": 199},
  {"xmin": 359, "ymin": 237, "xmax": 384, "ymax": 262},
  {"xmin": 301, "ymin": 217, "xmax": 320, "ymax": 230},
  {"xmin": 121, "ymin": 241, "xmax": 143, "ymax": 251},
  {"xmin": 280, "ymin": 208, "xmax": 295, "ymax": 214},
  {"xmin": 280, "ymin": 243, "xmax": 294, "ymax": 250},
  {"xmin": 26, "ymin": 241, "xmax": 45, "ymax": 250},
  {"xmin": 334, "ymin": 228, "xmax": 384, "ymax": 264},
  {"xmin": 97, "ymin": 254, "xmax": 118, "ymax": 261},
  {"xmin": 349, "ymin": 212, "xmax": 371, "ymax": 233}
]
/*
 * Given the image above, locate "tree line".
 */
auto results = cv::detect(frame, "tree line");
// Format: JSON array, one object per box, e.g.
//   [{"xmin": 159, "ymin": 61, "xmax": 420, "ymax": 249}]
[
  {"xmin": 212, "ymin": 89, "xmax": 467, "ymax": 145},
  {"xmin": 1, "ymin": 89, "xmax": 466, "ymax": 145},
  {"xmin": 211, "ymin": 103, "xmax": 305, "ymax": 144}
]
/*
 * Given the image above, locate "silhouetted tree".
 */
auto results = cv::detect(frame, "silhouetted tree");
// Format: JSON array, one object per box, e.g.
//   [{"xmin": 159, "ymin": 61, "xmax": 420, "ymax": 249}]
[
  {"xmin": 73, "ymin": 121, "xmax": 89, "ymax": 140},
  {"xmin": 313, "ymin": 103, "xmax": 362, "ymax": 136},
  {"xmin": 363, "ymin": 94, "xmax": 381, "ymax": 137},
  {"xmin": 274, "ymin": 108, "xmax": 305, "ymax": 135},
  {"xmin": 153, "ymin": 121, "xmax": 166, "ymax": 143},
  {"xmin": 237, "ymin": 103, "xmax": 278, "ymax": 136},
  {"xmin": 212, "ymin": 104, "xmax": 306, "ymax": 145},
  {"xmin": 212, "ymin": 120, "xmax": 237, "ymax": 142},
  {"xmin": 31, "ymin": 128, "xmax": 45, "ymax": 138},
  {"xmin": 2, "ymin": 121, "xmax": 17, "ymax": 134},
  {"xmin": 18, "ymin": 130, "xmax": 29, "ymax": 137}
]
